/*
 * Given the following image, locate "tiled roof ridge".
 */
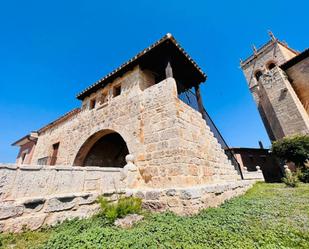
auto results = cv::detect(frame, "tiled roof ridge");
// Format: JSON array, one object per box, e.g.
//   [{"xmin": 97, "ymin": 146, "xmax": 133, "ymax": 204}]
[
  {"xmin": 76, "ymin": 33, "xmax": 206, "ymax": 99},
  {"xmin": 38, "ymin": 108, "xmax": 81, "ymax": 134}
]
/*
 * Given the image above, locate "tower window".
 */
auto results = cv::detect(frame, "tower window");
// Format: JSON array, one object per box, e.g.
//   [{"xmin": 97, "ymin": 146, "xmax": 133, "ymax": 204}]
[
  {"xmin": 100, "ymin": 91, "xmax": 108, "ymax": 104},
  {"xmin": 113, "ymin": 85, "xmax": 121, "ymax": 97},
  {"xmin": 255, "ymin": 71, "xmax": 263, "ymax": 81},
  {"xmin": 89, "ymin": 98, "xmax": 96, "ymax": 109},
  {"xmin": 267, "ymin": 62, "xmax": 276, "ymax": 70}
]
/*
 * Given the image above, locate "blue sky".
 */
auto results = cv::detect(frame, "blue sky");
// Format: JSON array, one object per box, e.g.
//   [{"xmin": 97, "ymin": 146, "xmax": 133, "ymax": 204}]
[{"xmin": 0, "ymin": 0, "xmax": 308, "ymax": 162}]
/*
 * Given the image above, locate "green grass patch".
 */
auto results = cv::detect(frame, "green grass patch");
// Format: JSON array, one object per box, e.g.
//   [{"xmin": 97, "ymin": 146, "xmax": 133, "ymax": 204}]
[{"xmin": 1, "ymin": 182, "xmax": 309, "ymax": 249}]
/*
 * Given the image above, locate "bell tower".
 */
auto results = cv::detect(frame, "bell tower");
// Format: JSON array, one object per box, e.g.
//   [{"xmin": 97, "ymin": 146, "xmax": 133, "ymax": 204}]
[{"xmin": 240, "ymin": 32, "xmax": 309, "ymax": 141}]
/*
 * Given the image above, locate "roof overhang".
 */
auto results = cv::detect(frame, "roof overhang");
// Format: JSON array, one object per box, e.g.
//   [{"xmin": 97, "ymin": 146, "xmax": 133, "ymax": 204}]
[
  {"xmin": 76, "ymin": 33, "xmax": 207, "ymax": 100},
  {"xmin": 12, "ymin": 132, "xmax": 38, "ymax": 146},
  {"xmin": 280, "ymin": 48, "xmax": 309, "ymax": 70}
]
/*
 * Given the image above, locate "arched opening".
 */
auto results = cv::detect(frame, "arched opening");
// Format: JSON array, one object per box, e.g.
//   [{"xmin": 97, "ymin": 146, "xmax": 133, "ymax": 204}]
[
  {"xmin": 254, "ymin": 70, "xmax": 263, "ymax": 81},
  {"xmin": 73, "ymin": 130, "xmax": 129, "ymax": 167},
  {"xmin": 267, "ymin": 62, "xmax": 276, "ymax": 70}
]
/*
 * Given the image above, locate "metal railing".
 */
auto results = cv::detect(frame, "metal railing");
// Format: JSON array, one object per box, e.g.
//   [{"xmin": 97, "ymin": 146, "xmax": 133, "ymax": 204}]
[{"xmin": 178, "ymin": 87, "xmax": 244, "ymax": 179}]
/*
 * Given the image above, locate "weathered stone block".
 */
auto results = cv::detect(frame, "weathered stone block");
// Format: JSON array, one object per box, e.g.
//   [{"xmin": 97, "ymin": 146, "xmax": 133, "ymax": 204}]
[
  {"xmin": 114, "ymin": 214, "xmax": 144, "ymax": 228},
  {"xmin": 166, "ymin": 189, "xmax": 177, "ymax": 196},
  {"xmin": 45, "ymin": 196, "xmax": 76, "ymax": 212},
  {"xmin": 167, "ymin": 197, "xmax": 179, "ymax": 207},
  {"xmin": 142, "ymin": 201, "xmax": 166, "ymax": 211},
  {"xmin": 78, "ymin": 193, "xmax": 98, "ymax": 205},
  {"xmin": 84, "ymin": 180, "xmax": 98, "ymax": 191},
  {"xmin": 3, "ymin": 214, "xmax": 47, "ymax": 233},
  {"xmin": 0, "ymin": 204, "xmax": 23, "ymax": 220},
  {"xmin": 145, "ymin": 190, "xmax": 160, "ymax": 200},
  {"xmin": 180, "ymin": 189, "xmax": 202, "ymax": 200}
]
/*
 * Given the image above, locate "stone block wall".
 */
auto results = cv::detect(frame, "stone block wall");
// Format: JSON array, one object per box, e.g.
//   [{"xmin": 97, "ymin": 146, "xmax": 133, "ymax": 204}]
[
  {"xmin": 285, "ymin": 57, "xmax": 309, "ymax": 114},
  {"xmin": 15, "ymin": 140, "xmax": 36, "ymax": 165},
  {"xmin": 241, "ymin": 42, "xmax": 309, "ymax": 140},
  {"xmin": 257, "ymin": 67, "xmax": 309, "ymax": 139},
  {"xmin": 127, "ymin": 180, "xmax": 255, "ymax": 215},
  {"xmin": 0, "ymin": 163, "xmax": 126, "ymax": 232},
  {"xmin": 29, "ymin": 72, "xmax": 240, "ymax": 188},
  {"xmin": 0, "ymin": 162, "xmax": 256, "ymax": 232},
  {"xmin": 241, "ymin": 42, "xmax": 296, "ymax": 90},
  {"xmin": 0, "ymin": 164, "xmax": 124, "ymax": 202}
]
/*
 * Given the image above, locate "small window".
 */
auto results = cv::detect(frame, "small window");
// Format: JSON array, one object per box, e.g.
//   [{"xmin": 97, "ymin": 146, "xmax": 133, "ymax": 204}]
[
  {"xmin": 267, "ymin": 63, "xmax": 276, "ymax": 70},
  {"xmin": 113, "ymin": 85, "xmax": 121, "ymax": 97},
  {"xmin": 21, "ymin": 153, "xmax": 27, "ymax": 164},
  {"xmin": 100, "ymin": 91, "xmax": 108, "ymax": 104},
  {"xmin": 255, "ymin": 71, "xmax": 263, "ymax": 81},
  {"xmin": 89, "ymin": 98, "xmax": 96, "ymax": 109},
  {"xmin": 50, "ymin": 142, "xmax": 59, "ymax": 166}
]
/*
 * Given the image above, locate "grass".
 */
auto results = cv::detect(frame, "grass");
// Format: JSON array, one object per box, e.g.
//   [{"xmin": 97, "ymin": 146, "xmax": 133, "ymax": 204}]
[{"xmin": 1, "ymin": 182, "xmax": 309, "ymax": 248}]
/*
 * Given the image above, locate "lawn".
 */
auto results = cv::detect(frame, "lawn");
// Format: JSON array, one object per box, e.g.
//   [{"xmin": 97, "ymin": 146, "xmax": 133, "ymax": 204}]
[{"xmin": 1, "ymin": 182, "xmax": 308, "ymax": 249}]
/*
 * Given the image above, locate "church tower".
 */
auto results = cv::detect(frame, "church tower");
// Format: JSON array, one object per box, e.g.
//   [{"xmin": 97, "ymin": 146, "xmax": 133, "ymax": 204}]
[{"xmin": 240, "ymin": 32, "xmax": 309, "ymax": 141}]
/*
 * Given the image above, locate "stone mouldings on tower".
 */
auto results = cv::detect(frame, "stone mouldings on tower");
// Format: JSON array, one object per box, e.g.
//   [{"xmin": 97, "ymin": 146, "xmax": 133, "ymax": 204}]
[{"xmin": 240, "ymin": 32, "xmax": 309, "ymax": 141}]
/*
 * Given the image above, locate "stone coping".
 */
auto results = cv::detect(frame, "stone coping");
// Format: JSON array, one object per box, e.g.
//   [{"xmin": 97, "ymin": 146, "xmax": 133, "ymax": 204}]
[
  {"xmin": 0, "ymin": 164, "xmax": 122, "ymax": 172},
  {"xmin": 1, "ymin": 188, "xmax": 127, "ymax": 205},
  {"xmin": 126, "ymin": 180, "xmax": 255, "ymax": 196},
  {"xmin": 1, "ymin": 180, "xmax": 254, "ymax": 206}
]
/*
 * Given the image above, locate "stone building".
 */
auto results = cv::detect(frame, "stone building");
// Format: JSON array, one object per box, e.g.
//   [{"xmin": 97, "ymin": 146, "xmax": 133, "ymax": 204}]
[
  {"xmin": 240, "ymin": 32, "xmax": 309, "ymax": 141},
  {"xmin": 12, "ymin": 33, "xmax": 240, "ymax": 188},
  {"xmin": 228, "ymin": 147, "xmax": 282, "ymax": 182},
  {"xmin": 2, "ymin": 34, "xmax": 263, "ymax": 232}
]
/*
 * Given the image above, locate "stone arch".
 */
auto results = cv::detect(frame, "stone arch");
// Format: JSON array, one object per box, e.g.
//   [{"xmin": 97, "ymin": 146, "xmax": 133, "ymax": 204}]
[
  {"xmin": 254, "ymin": 70, "xmax": 263, "ymax": 81},
  {"xmin": 266, "ymin": 61, "xmax": 277, "ymax": 70},
  {"xmin": 73, "ymin": 129, "xmax": 130, "ymax": 167}
]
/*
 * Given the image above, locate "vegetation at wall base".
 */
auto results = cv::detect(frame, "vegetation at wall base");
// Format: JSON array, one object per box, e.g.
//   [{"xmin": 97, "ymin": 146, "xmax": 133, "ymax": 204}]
[
  {"xmin": 282, "ymin": 170, "xmax": 299, "ymax": 187},
  {"xmin": 1, "ymin": 182, "xmax": 309, "ymax": 249},
  {"xmin": 97, "ymin": 196, "xmax": 142, "ymax": 222},
  {"xmin": 272, "ymin": 135, "xmax": 309, "ymax": 183}
]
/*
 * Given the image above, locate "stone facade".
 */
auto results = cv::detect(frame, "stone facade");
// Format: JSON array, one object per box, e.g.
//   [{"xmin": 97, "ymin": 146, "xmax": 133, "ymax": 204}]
[
  {"xmin": 241, "ymin": 36, "xmax": 309, "ymax": 141},
  {"xmin": 23, "ymin": 72, "xmax": 240, "ymax": 189},
  {"xmin": 4, "ymin": 34, "xmax": 259, "ymax": 232}
]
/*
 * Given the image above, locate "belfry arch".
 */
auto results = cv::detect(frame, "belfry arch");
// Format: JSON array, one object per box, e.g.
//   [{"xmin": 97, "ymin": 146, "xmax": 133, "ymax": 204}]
[{"xmin": 73, "ymin": 129, "xmax": 129, "ymax": 167}]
